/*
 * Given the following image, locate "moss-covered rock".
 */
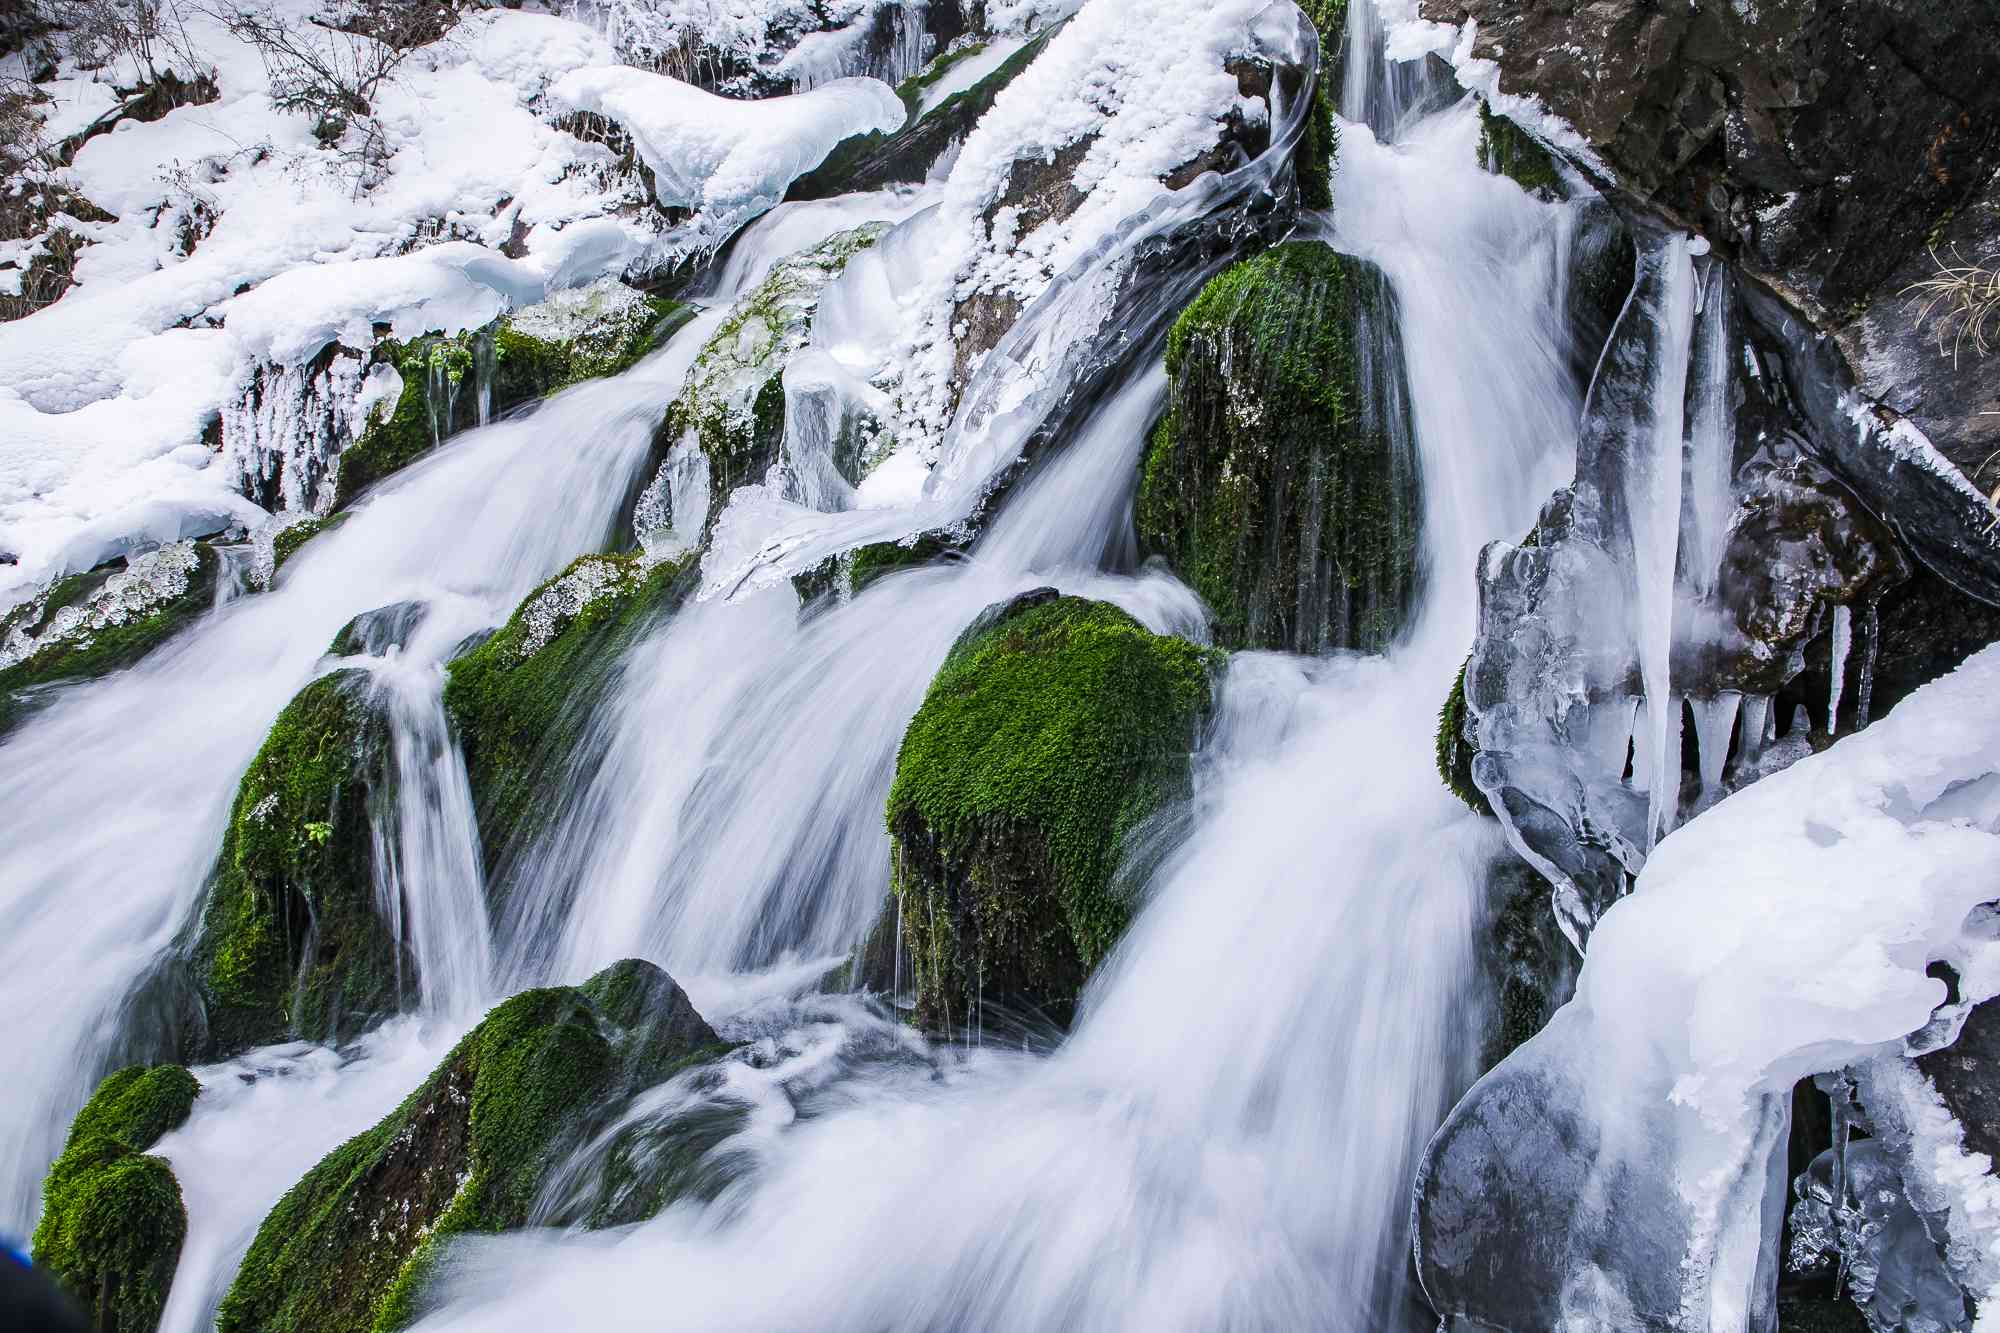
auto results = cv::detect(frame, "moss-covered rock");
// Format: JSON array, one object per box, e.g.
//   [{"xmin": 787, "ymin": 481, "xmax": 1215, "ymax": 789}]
[
  {"xmin": 884, "ymin": 590, "xmax": 1217, "ymax": 1033},
  {"xmin": 189, "ymin": 670, "xmax": 402, "ymax": 1057},
  {"xmin": 1138, "ymin": 240, "xmax": 1419, "ymax": 652},
  {"xmin": 1476, "ymin": 100, "xmax": 1563, "ymax": 199},
  {"xmin": 1478, "ymin": 857, "xmax": 1574, "ymax": 1071},
  {"xmin": 0, "ymin": 542, "xmax": 219, "ymax": 731},
  {"xmin": 444, "ymin": 554, "xmax": 692, "ymax": 875},
  {"xmin": 332, "ymin": 286, "xmax": 690, "ymax": 510},
  {"xmin": 662, "ymin": 226, "xmax": 888, "ymax": 500},
  {"xmin": 214, "ymin": 960, "xmax": 724, "ymax": 1333},
  {"xmin": 32, "ymin": 1065, "xmax": 201, "ymax": 1333}
]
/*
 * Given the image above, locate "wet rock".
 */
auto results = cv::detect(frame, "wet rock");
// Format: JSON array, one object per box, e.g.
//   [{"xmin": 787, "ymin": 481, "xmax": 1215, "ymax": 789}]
[
  {"xmin": 187, "ymin": 670, "xmax": 402, "ymax": 1057},
  {"xmin": 328, "ymin": 599, "xmax": 430, "ymax": 658},
  {"xmin": 32, "ymin": 1065, "xmax": 200, "ymax": 1333},
  {"xmin": 213, "ymin": 960, "xmax": 725, "ymax": 1333},
  {"xmin": 1137, "ymin": 239, "xmax": 1419, "ymax": 652},
  {"xmin": 884, "ymin": 590, "xmax": 1217, "ymax": 1033},
  {"xmin": 445, "ymin": 553, "xmax": 694, "ymax": 887}
]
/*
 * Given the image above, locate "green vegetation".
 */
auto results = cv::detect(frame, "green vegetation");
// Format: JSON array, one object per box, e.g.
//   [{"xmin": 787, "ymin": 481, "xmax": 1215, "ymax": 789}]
[
  {"xmin": 1138, "ymin": 240, "xmax": 1419, "ymax": 652},
  {"xmin": 270, "ymin": 514, "xmax": 349, "ymax": 575},
  {"xmin": 215, "ymin": 960, "xmax": 724, "ymax": 1333},
  {"xmin": 791, "ymin": 532, "xmax": 961, "ymax": 607},
  {"xmin": 1436, "ymin": 655, "xmax": 1491, "ymax": 816},
  {"xmin": 33, "ymin": 1065, "xmax": 200, "ymax": 1333},
  {"xmin": 333, "ymin": 293, "xmax": 690, "ymax": 509},
  {"xmin": 1294, "ymin": 0, "xmax": 1348, "ymax": 209},
  {"xmin": 886, "ymin": 592, "xmax": 1217, "ymax": 1031},
  {"xmin": 189, "ymin": 669, "xmax": 400, "ymax": 1056},
  {"xmin": 0, "ymin": 543, "xmax": 219, "ymax": 732},
  {"xmin": 445, "ymin": 553, "xmax": 691, "ymax": 873},
  {"xmin": 1477, "ymin": 101, "xmax": 1563, "ymax": 198}
]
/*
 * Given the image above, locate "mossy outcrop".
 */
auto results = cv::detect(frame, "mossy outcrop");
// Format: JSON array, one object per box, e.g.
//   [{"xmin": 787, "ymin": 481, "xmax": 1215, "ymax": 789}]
[
  {"xmin": 1137, "ymin": 240, "xmax": 1419, "ymax": 653},
  {"xmin": 32, "ymin": 1065, "xmax": 201, "ymax": 1333},
  {"xmin": 269, "ymin": 514, "xmax": 349, "ymax": 578},
  {"xmin": 444, "ymin": 554, "xmax": 692, "ymax": 874},
  {"xmin": 1293, "ymin": 0, "xmax": 1347, "ymax": 209},
  {"xmin": 1436, "ymin": 656, "xmax": 1490, "ymax": 817},
  {"xmin": 0, "ymin": 541, "xmax": 219, "ymax": 732},
  {"xmin": 1476, "ymin": 101, "xmax": 1563, "ymax": 198},
  {"xmin": 884, "ymin": 590, "xmax": 1217, "ymax": 1033},
  {"xmin": 333, "ymin": 286, "xmax": 690, "ymax": 509},
  {"xmin": 214, "ymin": 960, "xmax": 723, "ymax": 1333},
  {"xmin": 662, "ymin": 225, "xmax": 888, "ymax": 499},
  {"xmin": 791, "ymin": 531, "xmax": 963, "ymax": 608},
  {"xmin": 189, "ymin": 669, "xmax": 401, "ymax": 1057}
]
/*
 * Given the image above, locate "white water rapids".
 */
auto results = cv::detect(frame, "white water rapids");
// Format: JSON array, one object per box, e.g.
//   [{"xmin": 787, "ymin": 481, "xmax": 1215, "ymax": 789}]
[{"xmin": 0, "ymin": 10, "xmax": 1592, "ymax": 1328}]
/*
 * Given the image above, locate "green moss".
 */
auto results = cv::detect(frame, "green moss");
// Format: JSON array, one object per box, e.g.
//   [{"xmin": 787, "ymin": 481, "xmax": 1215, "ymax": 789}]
[
  {"xmin": 1477, "ymin": 101, "xmax": 1563, "ymax": 198},
  {"xmin": 1138, "ymin": 240, "xmax": 1419, "ymax": 652},
  {"xmin": 189, "ymin": 670, "xmax": 400, "ymax": 1056},
  {"xmin": 445, "ymin": 554, "xmax": 692, "ymax": 876},
  {"xmin": 333, "ymin": 295, "xmax": 690, "ymax": 509},
  {"xmin": 885, "ymin": 592, "xmax": 1218, "ymax": 1031},
  {"xmin": 32, "ymin": 1065, "xmax": 200, "ymax": 1333},
  {"xmin": 271, "ymin": 514, "xmax": 349, "ymax": 574},
  {"xmin": 215, "ymin": 961, "xmax": 722, "ymax": 1333},
  {"xmin": 0, "ymin": 544, "xmax": 219, "ymax": 732},
  {"xmin": 1293, "ymin": 0, "xmax": 1347, "ymax": 209},
  {"xmin": 791, "ymin": 533, "xmax": 962, "ymax": 607},
  {"xmin": 1437, "ymin": 655, "xmax": 1491, "ymax": 817}
]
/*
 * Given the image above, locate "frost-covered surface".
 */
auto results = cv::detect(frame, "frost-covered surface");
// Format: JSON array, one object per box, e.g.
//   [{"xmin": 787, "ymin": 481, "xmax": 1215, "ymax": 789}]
[
  {"xmin": 0, "ymin": 2, "xmax": 903, "ymax": 611},
  {"xmin": 0, "ymin": 539, "xmax": 203, "ymax": 670},
  {"xmin": 549, "ymin": 66, "xmax": 905, "ymax": 252},
  {"xmin": 1436, "ymin": 640, "xmax": 2000, "ymax": 1326},
  {"xmin": 1852, "ymin": 1055, "xmax": 2000, "ymax": 1319},
  {"xmin": 558, "ymin": 0, "xmax": 934, "ymax": 94},
  {"xmin": 514, "ymin": 555, "xmax": 646, "ymax": 658}
]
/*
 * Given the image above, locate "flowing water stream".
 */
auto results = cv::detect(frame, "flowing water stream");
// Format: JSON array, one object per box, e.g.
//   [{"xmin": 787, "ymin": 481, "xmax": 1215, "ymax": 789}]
[{"xmin": 3, "ymin": 6, "xmax": 1602, "ymax": 1326}]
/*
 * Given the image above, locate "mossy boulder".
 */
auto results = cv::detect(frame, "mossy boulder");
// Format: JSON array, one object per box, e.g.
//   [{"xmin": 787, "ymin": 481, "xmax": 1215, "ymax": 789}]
[
  {"xmin": 1436, "ymin": 655, "xmax": 1490, "ymax": 817},
  {"xmin": 444, "ymin": 554, "xmax": 692, "ymax": 879},
  {"xmin": 214, "ymin": 960, "xmax": 724, "ymax": 1333},
  {"xmin": 0, "ymin": 541, "xmax": 219, "ymax": 732},
  {"xmin": 662, "ymin": 225, "xmax": 887, "ymax": 500},
  {"xmin": 1478, "ymin": 856, "xmax": 1575, "ymax": 1071},
  {"xmin": 884, "ymin": 590, "xmax": 1217, "ymax": 1033},
  {"xmin": 269, "ymin": 513, "xmax": 349, "ymax": 578},
  {"xmin": 32, "ymin": 1065, "xmax": 201, "ymax": 1333},
  {"xmin": 333, "ymin": 286, "xmax": 690, "ymax": 509},
  {"xmin": 189, "ymin": 670, "xmax": 402, "ymax": 1057},
  {"xmin": 1137, "ymin": 240, "xmax": 1419, "ymax": 653}
]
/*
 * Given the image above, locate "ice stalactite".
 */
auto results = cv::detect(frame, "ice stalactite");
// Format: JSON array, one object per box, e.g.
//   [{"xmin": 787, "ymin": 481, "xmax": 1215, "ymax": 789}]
[
  {"xmin": 223, "ymin": 351, "xmax": 369, "ymax": 516},
  {"xmin": 1829, "ymin": 602, "xmax": 1852, "ymax": 738}
]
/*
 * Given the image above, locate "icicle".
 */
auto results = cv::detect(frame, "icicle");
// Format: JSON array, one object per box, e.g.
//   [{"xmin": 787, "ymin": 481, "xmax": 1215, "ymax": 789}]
[
  {"xmin": 1632, "ymin": 234, "xmax": 1696, "ymax": 845},
  {"xmin": 1684, "ymin": 264, "xmax": 1735, "ymax": 600},
  {"xmin": 1689, "ymin": 692, "xmax": 1742, "ymax": 794},
  {"xmin": 1855, "ymin": 601, "xmax": 1880, "ymax": 730},
  {"xmin": 1590, "ymin": 695, "xmax": 1640, "ymax": 779},
  {"xmin": 1828, "ymin": 603, "xmax": 1853, "ymax": 738},
  {"xmin": 1737, "ymin": 694, "xmax": 1771, "ymax": 768}
]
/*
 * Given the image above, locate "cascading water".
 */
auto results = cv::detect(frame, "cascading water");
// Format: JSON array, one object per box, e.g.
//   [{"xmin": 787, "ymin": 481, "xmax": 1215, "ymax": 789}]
[{"xmin": 4, "ymin": 3, "xmax": 1606, "ymax": 1325}]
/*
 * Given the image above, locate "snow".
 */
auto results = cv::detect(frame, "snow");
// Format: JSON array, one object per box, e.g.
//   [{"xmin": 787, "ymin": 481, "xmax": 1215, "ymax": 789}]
[{"xmin": 549, "ymin": 65, "xmax": 906, "ymax": 253}]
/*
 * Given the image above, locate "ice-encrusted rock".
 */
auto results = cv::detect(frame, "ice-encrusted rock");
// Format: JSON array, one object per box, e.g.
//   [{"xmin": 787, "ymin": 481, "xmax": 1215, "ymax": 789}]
[
  {"xmin": 1466, "ymin": 231, "xmax": 1906, "ymax": 945},
  {"xmin": 1417, "ymin": 640, "xmax": 2000, "ymax": 1332}
]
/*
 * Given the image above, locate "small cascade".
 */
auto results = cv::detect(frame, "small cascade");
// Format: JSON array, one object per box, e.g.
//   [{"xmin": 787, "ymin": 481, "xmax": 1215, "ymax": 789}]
[
  {"xmin": 1828, "ymin": 601, "xmax": 1853, "ymax": 737},
  {"xmin": 367, "ymin": 657, "xmax": 494, "ymax": 1019},
  {"xmin": 474, "ymin": 328, "xmax": 498, "ymax": 429}
]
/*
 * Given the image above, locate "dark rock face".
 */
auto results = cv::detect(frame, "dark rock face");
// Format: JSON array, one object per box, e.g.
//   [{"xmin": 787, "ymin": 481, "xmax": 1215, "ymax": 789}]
[
  {"xmin": 214, "ymin": 960, "xmax": 724, "ymax": 1333},
  {"xmin": 883, "ymin": 591, "xmax": 1215, "ymax": 1034},
  {"xmin": 328, "ymin": 599, "xmax": 430, "ymax": 658},
  {"xmin": 1137, "ymin": 240, "xmax": 1420, "ymax": 653},
  {"xmin": 187, "ymin": 669, "xmax": 404, "ymax": 1058},
  {"xmin": 33, "ymin": 1065, "xmax": 200, "ymax": 1333},
  {"xmin": 1919, "ymin": 999, "xmax": 2000, "ymax": 1166}
]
